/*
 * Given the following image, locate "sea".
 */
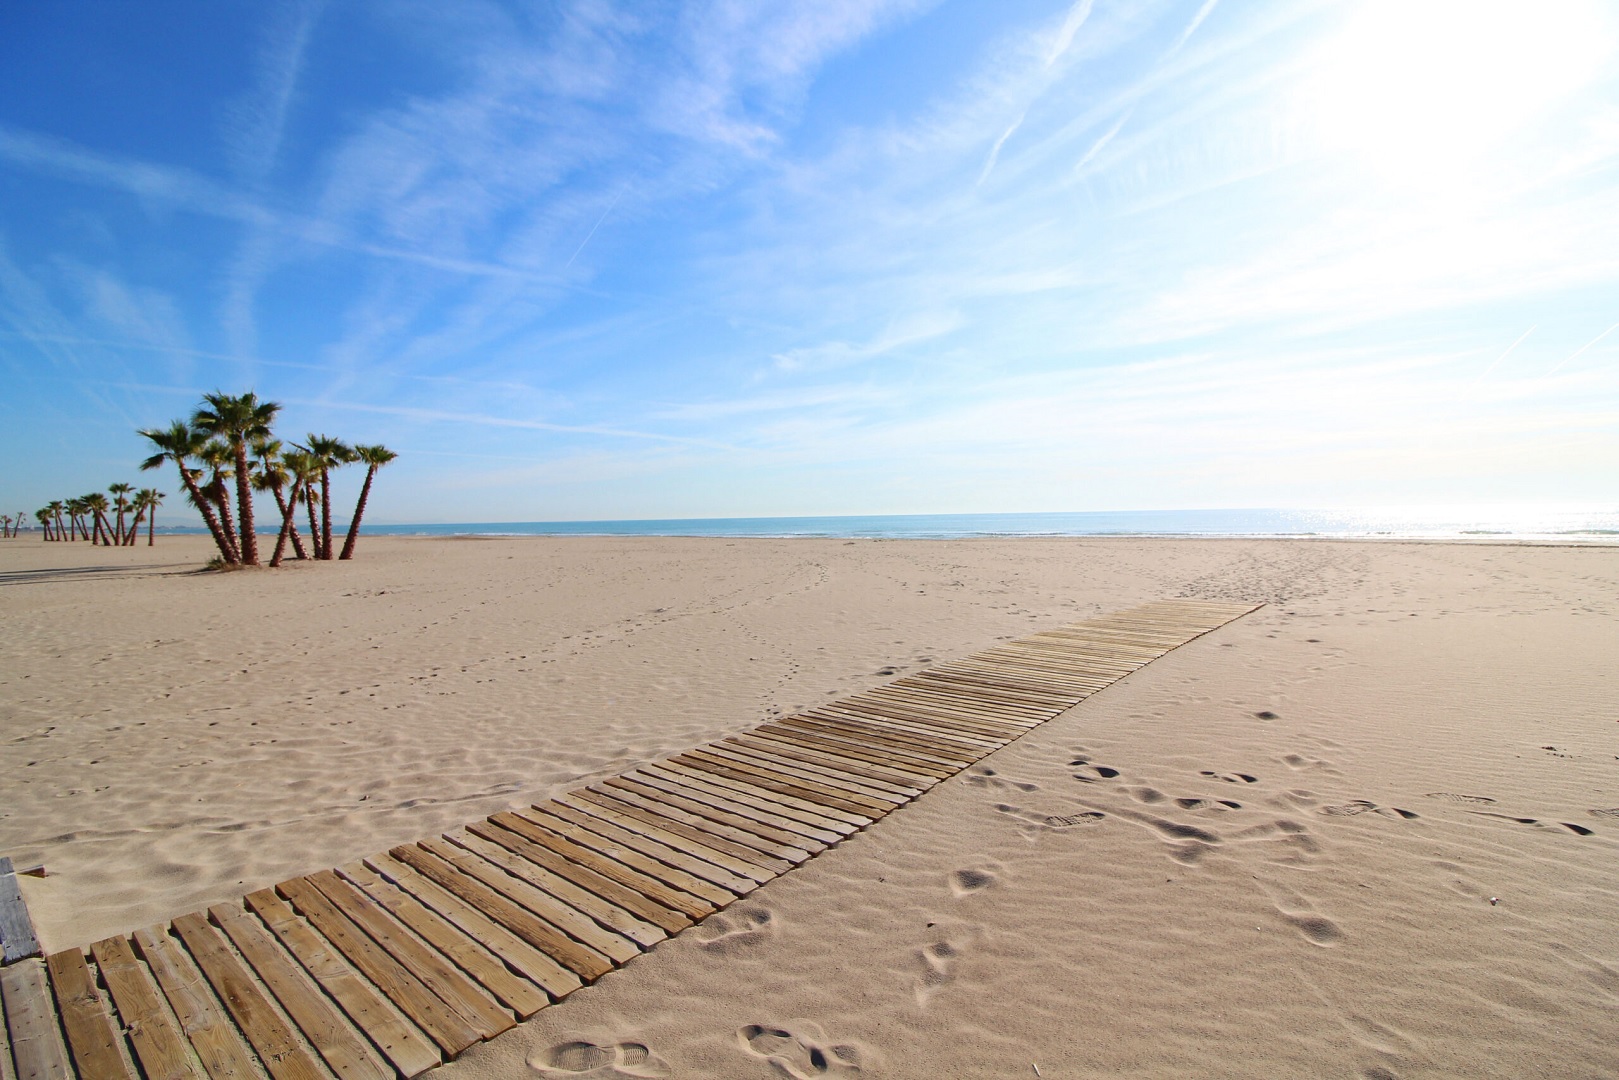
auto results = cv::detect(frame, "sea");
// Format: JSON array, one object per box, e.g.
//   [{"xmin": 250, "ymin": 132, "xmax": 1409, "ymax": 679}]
[{"xmin": 346, "ymin": 507, "xmax": 1619, "ymax": 543}]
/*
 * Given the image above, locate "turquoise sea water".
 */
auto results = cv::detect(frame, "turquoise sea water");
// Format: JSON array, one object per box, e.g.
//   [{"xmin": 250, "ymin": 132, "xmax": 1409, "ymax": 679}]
[{"xmin": 351, "ymin": 507, "xmax": 1619, "ymax": 542}]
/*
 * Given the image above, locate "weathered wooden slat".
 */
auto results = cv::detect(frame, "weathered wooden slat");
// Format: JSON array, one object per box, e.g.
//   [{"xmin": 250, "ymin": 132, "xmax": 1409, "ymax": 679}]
[
  {"xmin": 743, "ymin": 727, "xmax": 945, "ymax": 785},
  {"xmin": 711, "ymin": 740, "xmax": 919, "ymax": 803},
  {"xmin": 363, "ymin": 854, "xmax": 583, "ymax": 1003},
  {"xmin": 0, "ymin": 966, "xmax": 14, "ymax": 1080},
  {"xmin": 208, "ymin": 903, "xmax": 391, "ymax": 1080},
  {"xmin": 608, "ymin": 773, "xmax": 833, "ymax": 852},
  {"xmin": 242, "ymin": 889, "xmax": 441, "ymax": 1080},
  {"xmin": 671, "ymin": 751, "xmax": 883, "ymax": 822},
  {"xmin": 2, "ymin": 957, "xmax": 72, "ymax": 1080},
  {"xmin": 389, "ymin": 842, "xmax": 616, "ymax": 982},
  {"xmin": 89, "ymin": 936, "xmax": 202, "ymax": 1080},
  {"xmin": 273, "ymin": 877, "xmax": 481, "ymax": 1057},
  {"xmin": 594, "ymin": 778, "xmax": 815, "ymax": 863},
  {"xmin": 557, "ymin": 791, "xmax": 784, "ymax": 881},
  {"xmin": 432, "ymin": 834, "xmax": 644, "ymax": 963},
  {"xmin": 538, "ymin": 800, "xmax": 762, "ymax": 894},
  {"xmin": 794, "ymin": 711, "xmax": 980, "ymax": 765},
  {"xmin": 643, "ymin": 762, "xmax": 861, "ymax": 838},
  {"xmin": 466, "ymin": 816, "xmax": 693, "ymax": 937},
  {"xmin": 169, "ymin": 912, "xmax": 328, "ymax": 1080},
  {"xmin": 571, "ymin": 787, "xmax": 799, "ymax": 873},
  {"xmin": 763, "ymin": 718, "xmax": 963, "ymax": 776},
  {"xmin": 812, "ymin": 703, "xmax": 1003, "ymax": 752},
  {"xmin": 131, "ymin": 926, "xmax": 262, "ymax": 1080},
  {"xmin": 516, "ymin": 806, "xmax": 742, "ymax": 907},
  {"xmin": 301, "ymin": 871, "xmax": 514, "ymax": 1042},
  {"xmin": 43, "ymin": 948, "xmax": 136, "ymax": 1080},
  {"xmin": 451, "ymin": 826, "xmax": 667, "ymax": 949},
  {"xmin": 0, "ymin": 859, "xmax": 41, "ymax": 966},
  {"xmin": 336, "ymin": 863, "xmax": 550, "ymax": 1020}
]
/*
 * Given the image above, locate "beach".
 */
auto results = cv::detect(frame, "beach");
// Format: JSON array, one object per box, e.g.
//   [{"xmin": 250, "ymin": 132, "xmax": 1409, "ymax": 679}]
[{"xmin": 2, "ymin": 534, "xmax": 1616, "ymax": 1078}]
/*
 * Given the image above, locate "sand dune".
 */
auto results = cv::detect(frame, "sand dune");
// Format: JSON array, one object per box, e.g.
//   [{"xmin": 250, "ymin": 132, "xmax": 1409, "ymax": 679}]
[{"xmin": 2, "ymin": 535, "xmax": 1615, "ymax": 1077}]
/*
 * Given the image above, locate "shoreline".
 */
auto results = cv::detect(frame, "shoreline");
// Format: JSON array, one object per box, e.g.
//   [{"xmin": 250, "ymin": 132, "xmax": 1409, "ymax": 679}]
[{"xmin": 3, "ymin": 534, "xmax": 1615, "ymax": 1077}]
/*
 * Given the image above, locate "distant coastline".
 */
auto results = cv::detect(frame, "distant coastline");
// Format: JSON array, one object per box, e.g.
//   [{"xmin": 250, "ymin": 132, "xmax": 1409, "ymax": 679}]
[{"xmin": 57, "ymin": 507, "xmax": 1618, "ymax": 543}]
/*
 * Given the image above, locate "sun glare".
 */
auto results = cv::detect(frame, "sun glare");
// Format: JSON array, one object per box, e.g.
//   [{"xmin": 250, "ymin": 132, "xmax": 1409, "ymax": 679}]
[{"xmin": 1304, "ymin": 1, "xmax": 1612, "ymax": 186}]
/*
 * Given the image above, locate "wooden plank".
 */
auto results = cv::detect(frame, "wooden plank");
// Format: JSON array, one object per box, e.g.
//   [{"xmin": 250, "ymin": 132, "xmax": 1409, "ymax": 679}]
[
  {"xmin": 596, "ymin": 778, "xmax": 817, "ymax": 862},
  {"xmin": 273, "ymin": 877, "xmax": 481, "ymax": 1057},
  {"xmin": 462, "ymin": 816, "xmax": 694, "ymax": 937},
  {"xmin": 429, "ymin": 835, "xmax": 643, "ymax": 963},
  {"xmin": 670, "ymin": 751, "xmax": 884, "ymax": 822},
  {"xmin": 242, "ymin": 890, "xmax": 440, "ymax": 1080},
  {"xmin": 362, "ymin": 854, "xmax": 583, "ymax": 1002},
  {"xmin": 447, "ymin": 827, "xmax": 665, "ymax": 950},
  {"xmin": 538, "ymin": 799, "xmax": 763, "ymax": 893},
  {"xmin": 131, "ymin": 926, "xmax": 262, "ymax": 1080},
  {"xmin": 514, "ymin": 806, "xmax": 741, "ymax": 907},
  {"xmin": 642, "ymin": 762, "xmax": 860, "ymax": 838},
  {"xmin": 745, "ymin": 726, "xmax": 948, "ymax": 783},
  {"xmin": 388, "ymin": 843, "xmax": 616, "ymax": 982},
  {"xmin": 43, "ymin": 948, "xmax": 136, "ymax": 1079},
  {"xmin": 301, "ymin": 871, "xmax": 514, "ymax": 1042},
  {"xmin": 89, "ymin": 936, "xmax": 201, "ymax": 1080},
  {"xmin": 610, "ymin": 772, "xmax": 835, "ymax": 850},
  {"xmin": 569, "ymin": 787, "xmax": 797, "ymax": 874},
  {"xmin": 847, "ymin": 690, "xmax": 1034, "ymax": 735},
  {"xmin": 763, "ymin": 718, "xmax": 963, "ymax": 776},
  {"xmin": 1, "ymin": 958, "xmax": 72, "ymax": 1080},
  {"xmin": 168, "ymin": 912, "xmax": 327, "ymax": 1080},
  {"xmin": 709, "ymin": 741, "xmax": 918, "ymax": 803},
  {"xmin": 557, "ymin": 792, "xmax": 782, "ymax": 881},
  {"xmin": 816, "ymin": 703, "xmax": 1008, "ymax": 751},
  {"xmin": 208, "ymin": 904, "xmax": 391, "ymax": 1080},
  {"xmin": 796, "ymin": 711, "xmax": 980, "ymax": 765},
  {"xmin": 0, "ymin": 965, "xmax": 13, "ymax": 1080},
  {"xmin": 0, "ymin": 859, "xmax": 40, "ymax": 964},
  {"xmin": 336, "ymin": 864, "xmax": 550, "ymax": 1020}
]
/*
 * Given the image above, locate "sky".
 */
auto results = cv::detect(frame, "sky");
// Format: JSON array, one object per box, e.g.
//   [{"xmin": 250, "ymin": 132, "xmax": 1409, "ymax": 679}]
[{"xmin": 1, "ymin": 0, "xmax": 1616, "ymax": 525}]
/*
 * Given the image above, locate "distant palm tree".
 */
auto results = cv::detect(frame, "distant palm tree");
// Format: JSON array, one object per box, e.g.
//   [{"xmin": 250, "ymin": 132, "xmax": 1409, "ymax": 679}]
[
  {"xmin": 139, "ymin": 420, "xmax": 238, "ymax": 564},
  {"xmin": 251, "ymin": 438, "xmax": 308, "ymax": 561},
  {"xmin": 1, "ymin": 515, "xmax": 11, "ymax": 538},
  {"xmin": 108, "ymin": 482, "xmax": 133, "ymax": 544},
  {"xmin": 197, "ymin": 439, "xmax": 242, "ymax": 561},
  {"xmin": 268, "ymin": 450, "xmax": 319, "ymax": 567},
  {"xmin": 130, "ymin": 488, "xmax": 164, "ymax": 546},
  {"xmin": 83, "ymin": 493, "xmax": 113, "ymax": 545},
  {"xmin": 47, "ymin": 500, "xmax": 65, "ymax": 541},
  {"xmin": 194, "ymin": 392, "xmax": 280, "ymax": 566},
  {"xmin": 64, "ymin": 497, "xmax": 88, "ymax": 541},
  {"xmin": 338, "ymin": 444, "xmax": 397, "ymax": 560},
  {"xmin": 300, "ymin": 434, "xmax": 354, "ymax": 561},
  {"xmin": 35, "ymin": 508, "xmax": 54, "ymax": 540}
]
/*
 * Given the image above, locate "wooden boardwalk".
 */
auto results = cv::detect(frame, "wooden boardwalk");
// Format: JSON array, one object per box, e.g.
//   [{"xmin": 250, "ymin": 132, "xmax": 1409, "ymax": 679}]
[{"xmin": 0, "ymin": 599, "xmax": 1256, "ymax": 1078}]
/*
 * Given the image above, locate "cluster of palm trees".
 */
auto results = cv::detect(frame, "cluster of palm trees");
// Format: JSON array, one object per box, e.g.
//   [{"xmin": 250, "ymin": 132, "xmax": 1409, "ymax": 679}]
[
  {"xmin": 33, "ymin": 487, "xmax": 166, "ymax": 545},
  {"xmin": 134, "ymin": 391, "xmax": 397, "ymax": 568},
  {"xmin": 3, "ymin": 512, "xmax": 30, "ymax": 537}
]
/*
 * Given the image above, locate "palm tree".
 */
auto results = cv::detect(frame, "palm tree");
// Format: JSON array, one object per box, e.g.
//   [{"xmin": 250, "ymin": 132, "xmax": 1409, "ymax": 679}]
[
  {"xmin": 1, "ymin": 515, "xmax": 11, "ymax": 538},
  {"xmin": 64, "ymin": 497, "xmax": 88, "ymax": 541},
  {"xmin": 193, "ymin": 391, "xmax": 281, "ymax": 566},
  {"xmin": 269, "ymin": 450, "xmax": 319, "ymax": 567},
  {"xmin": 108, "ymin": 482, "xmax": 133, "ymax": 545},
  {"xmin": 48, "ymin": 501, "xmax": 66, "ymax": 542},
  {"xmin": 338, "ymin": 444, "xmax": 397, "ymax": 560},
  {"xmin": 83, "ymin": 493, "xmax": 113, "ymax": 545},
  {"xmin": 299, "ymin": 434, "xmax": 354, "ymax": 561},
  {"xmin": 129, "ymin": 488, "xmax": 164, "ymax": 546},
  {"xmin": 35, "ymin": 508, "xmax": 53, "ymax": 540},
  {"xmin": 251, "ymin": 438, "xmax": 308, "ymax": 561},
  {"xmin": 196, "ymin": 439, "xmax": 242, "ymax": 561},
  {"xmin": 139, "ymin": 421, "xmax": 238, "ymax": 564}
]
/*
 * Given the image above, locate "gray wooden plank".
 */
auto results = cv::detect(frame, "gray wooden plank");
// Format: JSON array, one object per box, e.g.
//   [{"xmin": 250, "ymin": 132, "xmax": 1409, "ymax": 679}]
[
  {"xmin": 0, "ymin": 859, "xmax": 40, "ymax": 964},
  {"xmin": 0, "ymin": 958, "xmax": 71, "ymax": 1080}
]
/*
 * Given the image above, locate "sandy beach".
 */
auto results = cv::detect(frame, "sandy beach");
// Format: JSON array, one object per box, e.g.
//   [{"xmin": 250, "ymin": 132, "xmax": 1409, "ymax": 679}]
[{"xmin": 2, "ymin": 534, "xmax": 1616, "ymax": 1078}]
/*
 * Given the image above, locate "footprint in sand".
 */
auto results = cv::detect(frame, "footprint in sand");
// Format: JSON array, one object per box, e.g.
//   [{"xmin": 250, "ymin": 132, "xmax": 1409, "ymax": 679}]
[
  {"xmin": 1423, "ymin": 792, "xmax": 1494, "ymax": 805},
  {"xmin": 963, "ymin": 767, "xmax": 1038, "ymax": 792},
  {"xmin": 1174, "ymin": 797, "xmax": 1242, "ymax": 812},
  {"xmin": 1588, "ymin": 808, "xmax": 1619, "ymax": 820},
  {"xmin": 912, "ymin": 922, "xmax": 984, "ymax": 1007},
  {"xmin": 1264, "ymin": 887, "xmax": 1344, "ymax": 946},
  {"xmin": 1070, "ymin": 760, "xmax": 1121, "ymax": 782},
  {"xmin": 737, "ymin": 1022, "xmax": 866, "ymax": 1078},
  {"xmin": 993, "ymin": 803, "xmax": 1105, "ymax": 837},
  {"xmin": 949, "ymin": 863, "xmax": 1002, "ymax": 896},
  {"xmin": 1320, "ymin": 801, "xmax": 1418, "ymax": 819},
  {"xmin": 696, "ymin": 907, "xmax": 775, "ymax": 954},
  {"xmin": 1201, "ymin": 770, "xmax": 1259, "ymax": 784},
  {"xmin": 1466, "ymin": 810, "xmax": 1593, "ymax": 836},
  {"xmin": 529, "ymin": 1039, "xmax": 671, "ymax": 1077}
]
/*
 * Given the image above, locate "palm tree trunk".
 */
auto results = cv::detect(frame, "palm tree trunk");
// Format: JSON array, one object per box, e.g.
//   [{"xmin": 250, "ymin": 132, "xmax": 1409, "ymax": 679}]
[
  {"xmin": 269, "ymin": 484, "xmax": 309, "ymax": 560},
  {"xmin": 304, "ymin": 485, "xmax": 322, "ymax": 559},
  {"xmin": 124, "ymin": 510, "xmax": 140, "ymax": 546},
  {"xmin": 92, "ymin": 510, "xmax": 110, "ymax": 545},
  {"xmin": 319, "ymin": 468, "xmax": 334, "ymax": 560},
  {"xmin": 270, "ymin": 479, "xmax": 303, "ymax": 567},
  {"xmin": 338, "ymin": 466, "xmax": 379, "ymax": 560},
  {"xmin": 148, "ymin": 505, "xmax": 157, "ymax": 546},
  {"xmin": 212, "ymin": 479, "xmax": 241, "ymax": 563},
  {"xmin": 233, "ymin": 443, "xmax": 259, "ymax": 565},
  {"xmin": 54, "ymin": 511, "xmax": 65, "ymax": 540},
  {"xmin": 178, "ymin": 468, "xmax": 236, "ymax": 564}
]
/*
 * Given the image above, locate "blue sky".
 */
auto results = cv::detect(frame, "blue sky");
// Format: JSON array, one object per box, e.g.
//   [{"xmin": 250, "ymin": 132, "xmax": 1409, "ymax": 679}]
[{"xmin": 2, "ymin": 0, "xmax": 1616, "ymax": 525}]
